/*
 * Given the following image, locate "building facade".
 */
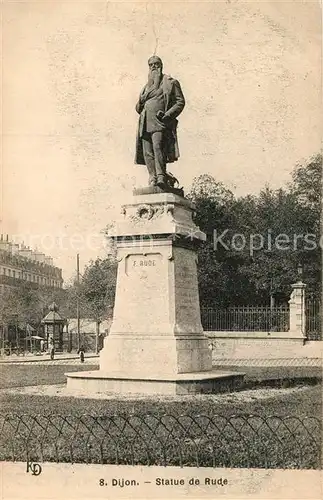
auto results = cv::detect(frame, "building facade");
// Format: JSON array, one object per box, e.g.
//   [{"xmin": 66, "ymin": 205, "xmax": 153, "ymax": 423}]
[{"xmin": 0, "ymin": 235, "xmax": 63, "ymax": 292}]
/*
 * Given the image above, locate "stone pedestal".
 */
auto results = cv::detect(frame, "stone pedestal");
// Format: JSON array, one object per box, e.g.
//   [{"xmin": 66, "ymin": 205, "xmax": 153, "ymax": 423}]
[
  {"xmin": 66, "ymin": 192, "xmax": 244, "ymax": 395},
  {"xmin": 100, "ymin": 192, "xmax": 211, "ymax": 377}
]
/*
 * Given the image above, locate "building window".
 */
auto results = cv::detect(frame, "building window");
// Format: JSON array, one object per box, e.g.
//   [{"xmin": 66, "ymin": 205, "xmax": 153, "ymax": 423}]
[{"xmin": 12, "ymin": 270, "xmax": 15, "ymax": 278}]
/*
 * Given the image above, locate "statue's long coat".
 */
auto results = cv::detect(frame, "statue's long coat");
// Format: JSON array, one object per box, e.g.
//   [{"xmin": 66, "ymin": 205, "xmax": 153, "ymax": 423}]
[{"xmin": 135, "ymin": 75, "xmax": 185, "ymax": 165}]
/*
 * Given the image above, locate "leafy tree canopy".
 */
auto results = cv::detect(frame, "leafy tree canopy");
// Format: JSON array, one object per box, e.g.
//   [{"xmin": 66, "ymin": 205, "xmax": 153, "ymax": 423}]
[{"xmin": 189, "ymin": 154, "xmax": 321, "ymax": 307}]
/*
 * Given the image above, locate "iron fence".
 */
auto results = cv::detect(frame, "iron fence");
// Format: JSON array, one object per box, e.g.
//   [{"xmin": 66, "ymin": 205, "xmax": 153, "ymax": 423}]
[
  {"xmin": 306, "ymin": 299, "xmax": 322, "ymax": 341},
  {"xmin": 201, "ymin": 306, "xmax": 290, "ymax": 332},
  {"xmin": 0, "ymin": 413, "xmax": 320, "ymax": 469}
]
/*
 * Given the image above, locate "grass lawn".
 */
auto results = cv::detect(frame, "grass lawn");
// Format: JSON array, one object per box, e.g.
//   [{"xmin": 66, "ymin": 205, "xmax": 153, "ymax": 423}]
[
  {"xmin": 1, "ymin": 387, "xmax": 321, "ymax": 469},
  {"xmin": 1, "ymin": 385, "xmax": 321, "ymax": 417},
  {"xmin": 1, "ymin": 363, "xmax": 321, "ymax": 390},
  {"xmin": 0, "ymin": 363, "xmax": 99, "ymax": 389},
  {"xmin": 0, "ymin": 363, "xmax": 321, "ymax": 417},
  {"xmin": 0, "ymin": 363, "xmax": 321, "ymax": 468}
]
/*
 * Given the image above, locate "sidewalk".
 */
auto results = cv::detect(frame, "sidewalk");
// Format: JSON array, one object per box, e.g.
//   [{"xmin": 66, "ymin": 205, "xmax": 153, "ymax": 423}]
[{"xmin": 0, "ymin": 352, "xmax": 99, "ymax": 364}]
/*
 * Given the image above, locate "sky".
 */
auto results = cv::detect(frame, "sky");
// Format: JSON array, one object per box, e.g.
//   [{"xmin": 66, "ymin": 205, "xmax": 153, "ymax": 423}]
[{"xmin": 1, "ymin": 0, "xmax": 321, "ymax": 281}]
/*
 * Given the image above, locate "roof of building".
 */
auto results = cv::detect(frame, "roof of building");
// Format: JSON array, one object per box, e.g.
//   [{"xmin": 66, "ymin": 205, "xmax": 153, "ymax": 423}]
[
  {"xmin": 41, "ymin": 303, "xmax": 65, "ymax": 324},
  {"xmin": 63, "ymin": 318, "xmax": 111, "ymax": 334}
]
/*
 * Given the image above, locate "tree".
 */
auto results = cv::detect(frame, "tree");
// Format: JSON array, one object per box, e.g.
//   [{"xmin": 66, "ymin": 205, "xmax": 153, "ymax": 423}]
[
  {"xmin": 78, "ymin": 257, "xmax": 117, "ymax": 322},
  {"xmin": 0, "ymin": 283, "xmax": 68, "ymax": 326},
  {"xmin": 188, "ymin": 154, "xmax": 321, "ymax": 307},
  {"xmin": 188, "ymin": 175, "xmax": 245, "ymax": 307},
  {"xmin": 291, "ymin": 153, "xmax": 322, "ymax": 214},
  {"xmin": 231, "ymin": 187, "xmax": 305, "ymax": 299},
  {"xmin": 290, "ymin": 153, "xmax": 322, "ymax": 295}
]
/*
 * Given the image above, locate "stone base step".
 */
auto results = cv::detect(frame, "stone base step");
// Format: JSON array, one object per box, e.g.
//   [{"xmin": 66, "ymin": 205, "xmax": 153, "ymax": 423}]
[{"xmin": 65, "ymin": 369, "xmax": 245, "ymax": 396}]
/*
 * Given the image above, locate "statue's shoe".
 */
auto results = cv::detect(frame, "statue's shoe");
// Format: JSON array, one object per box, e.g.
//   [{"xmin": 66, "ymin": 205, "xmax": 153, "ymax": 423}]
[
  {"xmin": 156, "ymin": 176, "xmax": 167, "ymax": 189},
  {"xmin": 149, "ymin": 181, "xmax": 157, "ymax": 187},
  {"xmin": 156, "ymin": 181, "xmax": 167, "ymax": 190}
]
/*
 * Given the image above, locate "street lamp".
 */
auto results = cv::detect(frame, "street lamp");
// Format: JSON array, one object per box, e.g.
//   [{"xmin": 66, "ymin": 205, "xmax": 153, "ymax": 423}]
[
  {"xmin": 297, "ymin": 263, "xmax": 303, "ymax": 280},
  {"xmin": 270, "ymin": 277, "xmax": 275, "ymax": 310}
]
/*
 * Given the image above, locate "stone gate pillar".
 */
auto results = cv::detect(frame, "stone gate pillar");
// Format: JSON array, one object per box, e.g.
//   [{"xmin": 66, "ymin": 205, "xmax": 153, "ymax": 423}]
[{"xmin": 289, "ymin": 281, "xmax": 307, "ymax": 338}]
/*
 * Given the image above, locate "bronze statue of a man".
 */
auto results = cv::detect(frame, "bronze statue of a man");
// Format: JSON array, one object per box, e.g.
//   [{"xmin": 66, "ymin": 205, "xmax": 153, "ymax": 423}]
[{"xmin": 135, "ymin": 56, "xmax": 185, "ymax": 189}]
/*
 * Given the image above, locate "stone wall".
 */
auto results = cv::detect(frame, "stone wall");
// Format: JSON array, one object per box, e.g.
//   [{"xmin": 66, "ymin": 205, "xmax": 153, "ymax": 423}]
[{"xmin": 206, "ymin": 332, "xmax": 322, "ymax": 361}]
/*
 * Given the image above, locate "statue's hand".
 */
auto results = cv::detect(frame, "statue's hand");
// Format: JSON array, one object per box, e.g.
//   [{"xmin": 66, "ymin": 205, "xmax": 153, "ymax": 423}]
[{"xmin": 156, "ymin": 110, "xmax": 165, "ymax": 121}]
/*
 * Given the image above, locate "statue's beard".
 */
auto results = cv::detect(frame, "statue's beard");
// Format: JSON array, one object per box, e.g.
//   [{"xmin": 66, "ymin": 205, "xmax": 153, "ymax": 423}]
[{"xmin": 147, "ymin": 68, "xmax": 162, "ymax": 88}]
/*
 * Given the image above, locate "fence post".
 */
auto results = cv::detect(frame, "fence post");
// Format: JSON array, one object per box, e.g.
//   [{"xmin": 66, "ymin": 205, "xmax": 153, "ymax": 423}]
[{"xmin": 289, "ymin": 281, "xmax": 307, "ymax": 338}]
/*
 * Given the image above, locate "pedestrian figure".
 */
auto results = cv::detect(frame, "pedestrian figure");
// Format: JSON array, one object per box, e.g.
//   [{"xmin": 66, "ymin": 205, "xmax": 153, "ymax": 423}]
[
  {"xmin": 49, "ymin": 338, "xmax": 55, "ymax": 360},
  {"xmin": 78, "ymin": 345, "xmax": 85, "ymax": 363}
]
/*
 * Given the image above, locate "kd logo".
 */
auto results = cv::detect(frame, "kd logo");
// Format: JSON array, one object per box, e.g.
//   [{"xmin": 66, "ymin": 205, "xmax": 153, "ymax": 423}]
[{"xmin": 26, "ymin": 461, "xmax": 42, "ymax": 476}]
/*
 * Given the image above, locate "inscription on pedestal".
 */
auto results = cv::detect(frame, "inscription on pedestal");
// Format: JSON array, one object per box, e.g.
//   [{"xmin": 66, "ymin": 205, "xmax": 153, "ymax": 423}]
[
  {"xmin": 177, "ymin": 288, "xmax": 197, "ymax": 309},
  {"xmin": 126, "ymin": 254, "xmax": 161, "ymax": 276},
  {"xmin": 174, "ymin": 249, "xmax": 202, "ymax": 331},
  {"xmin": 132, "ymin": 259, "xmax": 156, "ymax": 267},
  {"xmin": 114, "ymin": 253, "xmax": 168, "ymax": 333}
]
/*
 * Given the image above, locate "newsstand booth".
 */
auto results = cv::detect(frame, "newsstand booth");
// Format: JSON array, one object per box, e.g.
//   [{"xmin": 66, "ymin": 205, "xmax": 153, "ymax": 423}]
[{"xmin": 41, "ymin": 303, "xmax": 66, "ymax": 352}]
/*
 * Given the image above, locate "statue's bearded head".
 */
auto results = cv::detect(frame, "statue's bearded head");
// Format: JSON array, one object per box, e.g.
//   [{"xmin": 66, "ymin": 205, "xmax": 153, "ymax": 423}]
[{"xmin": 147, "ymin": 56, "xmax": 163, "ymax": 87}]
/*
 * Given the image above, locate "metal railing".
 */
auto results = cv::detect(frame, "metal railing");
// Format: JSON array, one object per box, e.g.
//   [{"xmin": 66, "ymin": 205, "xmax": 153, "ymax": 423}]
[
  {"xmin": 201, "ymin": 306, "xmax": 290, "ymax": 332},
  {"xmin": 0, "ymin": 413, "xmax": 320, "ymax": 469},
  {"xmin": 306, "ymin": 299, "xmax": 322, "ymax": 341}
]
